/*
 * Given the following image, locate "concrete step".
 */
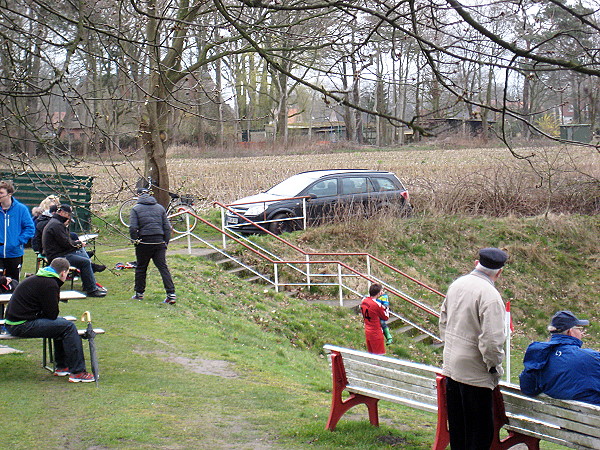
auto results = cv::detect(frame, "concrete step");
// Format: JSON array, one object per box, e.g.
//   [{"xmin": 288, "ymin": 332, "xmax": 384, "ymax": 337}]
[
  {"xmin": 396, "ymin": 324, "xmax": 416, "ymax": 334},
  {"xmin": 413, "ymin": 333, "xmax": 431, "ymax": 343}
]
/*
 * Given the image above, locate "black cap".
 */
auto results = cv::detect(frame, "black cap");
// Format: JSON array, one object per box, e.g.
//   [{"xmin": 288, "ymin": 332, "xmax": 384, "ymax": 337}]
[
  {"xmin": 58, "ymin": 204, "xmax": 72, "ymax": 214},
  {"xmin": 548, "ymin": 310, "xmax": 589, "ymax": 333},
  {"xmin": 479, "ymin": 247, "xmax": 508, "ymax": 269}
]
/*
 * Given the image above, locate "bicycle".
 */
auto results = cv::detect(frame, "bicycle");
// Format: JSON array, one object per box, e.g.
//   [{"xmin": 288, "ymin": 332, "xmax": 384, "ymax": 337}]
[{"xmin": 119, "ymin": 180, "xmax": 198, "ymax": 234}]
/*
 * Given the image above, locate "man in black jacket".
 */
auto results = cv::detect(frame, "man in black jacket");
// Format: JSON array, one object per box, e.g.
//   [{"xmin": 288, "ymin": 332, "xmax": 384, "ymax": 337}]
[
  {"xmin": 41, "ymin": 205, "xmax": 106, "ymax": 297},
  {"xmin": 129, "ymin": 189, "xmax": 176, "ymax": 304},
  {"xmin": 4, "ymin": 257, "xmax": 95, "ymax": 382}
]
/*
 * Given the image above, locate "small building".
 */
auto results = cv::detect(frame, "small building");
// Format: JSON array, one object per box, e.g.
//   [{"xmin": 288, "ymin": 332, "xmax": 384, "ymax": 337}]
[{"xmin": 559, "ymin": 124, "xmax": 592, "ymax": 143}]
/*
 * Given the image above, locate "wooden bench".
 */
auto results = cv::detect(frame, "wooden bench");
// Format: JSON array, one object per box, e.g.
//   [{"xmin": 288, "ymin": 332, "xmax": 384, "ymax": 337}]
[
  {"xmin": 324, "ymin": 344, "xmax": 600, "ymax": 449},
  {"xmin": 0, "ymin": 316, "xmax": 105, "ymax": 371}
]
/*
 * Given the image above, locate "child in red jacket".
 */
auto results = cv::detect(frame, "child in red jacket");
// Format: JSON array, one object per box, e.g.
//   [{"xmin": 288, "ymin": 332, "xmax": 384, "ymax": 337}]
[{"xmin": 360, "ymin": 283, "xmax": 390, "ymax": 354}]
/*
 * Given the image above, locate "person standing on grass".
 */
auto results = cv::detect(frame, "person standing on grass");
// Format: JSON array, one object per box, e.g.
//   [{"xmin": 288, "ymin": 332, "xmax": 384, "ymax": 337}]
[
  {"xmin": 439, "ymin": 247, "xmax": 508, "ymax": 450},
  {"xmin": 0, "ymin": 180, "xmax": 35, "ymax": 281},
  {"xmin": 360, "ymin": 283, "xmax": 390, "ymax": 354},
  {"xmin": 4, "ymin": 257, "xmax": 95, "ymax": 382},
  {"xmin": 129, "ymin": 188, "xmax": 176, "ymax": 304}
]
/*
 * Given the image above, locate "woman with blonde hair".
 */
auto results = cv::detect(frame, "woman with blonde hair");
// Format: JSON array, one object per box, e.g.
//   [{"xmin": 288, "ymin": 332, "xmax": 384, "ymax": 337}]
[{"xmin": 32, "ymin": 195, "xmax": 61, "ymax": 222}]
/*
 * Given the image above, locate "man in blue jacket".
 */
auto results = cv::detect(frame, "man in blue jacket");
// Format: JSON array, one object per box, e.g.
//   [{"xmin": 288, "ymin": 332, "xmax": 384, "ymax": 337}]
[
  {"xmin": 519, "ymin": 310, "xmax": 600, "ymax": 405},
  {"xmin": 0, "ymin": 180, "xmax": 35, "ymax": 281}
]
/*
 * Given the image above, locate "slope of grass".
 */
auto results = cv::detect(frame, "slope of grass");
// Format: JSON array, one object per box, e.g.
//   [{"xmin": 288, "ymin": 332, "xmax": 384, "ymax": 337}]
[{"xmin": 1, "ymin": 213, "xmax": 597, "ymax": 449}]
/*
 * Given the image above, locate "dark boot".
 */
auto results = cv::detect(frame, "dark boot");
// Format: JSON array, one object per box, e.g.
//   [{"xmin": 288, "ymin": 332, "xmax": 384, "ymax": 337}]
[{"xmin": 91, "ymin": 263, "xmax": 106, "ymax": 273}]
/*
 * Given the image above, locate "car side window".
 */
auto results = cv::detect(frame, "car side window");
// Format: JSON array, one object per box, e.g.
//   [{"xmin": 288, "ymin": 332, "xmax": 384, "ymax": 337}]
[
  {"xmin": 372, "ymin": 177, "xmax": 397, "ymax": 192},
  {"xmin": 307, "ymin": 179, "xmax": 337, "ymax": 198},
  {"xmin": 341, "ymin": 177, "xmax": 370, "ymax": 195}
]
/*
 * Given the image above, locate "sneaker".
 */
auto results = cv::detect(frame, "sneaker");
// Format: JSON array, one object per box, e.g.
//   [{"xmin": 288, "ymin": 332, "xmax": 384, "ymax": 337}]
[
  {"xmin": 69, "ymin": 372, "xmax": 95, "ymax": 383},
  {"xmin": 131, "ymin": 292, "xmax": 144, "ymax": 300},
  {"xmin": 87, "ymin": 289, "xmax": 107, "ymax": 298},
  {"xmin": 163, "ymin": 294, "xmax": 176, "ymax": 305},
  {"xmin": 54, "ymin": 367, "xmax": 70, "ymax": 376},
  {"xmin": 91, "ymin": 263, "xmax": 106, "ymax": 273}
]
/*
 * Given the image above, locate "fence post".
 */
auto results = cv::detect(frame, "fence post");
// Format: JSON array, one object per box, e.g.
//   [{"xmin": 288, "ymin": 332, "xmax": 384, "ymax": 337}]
[
  {"xmin": 366, "ymin": 255, "xmax": 371, "ymax": 279},
  {"xmin": 306, "ymin": 254, "xmax": 311, "ymax": 288},
  {"xmin": 274, "ymin": 263, "xmax": 279, "ymax": 293},
  {"xmin": 186, "ymin": 212, "xmax": 192, "ymax": 254},
  {"xmin": 338, "ymin": 264, "xmax": 343, "ymax": 306},
  {"xmin": 220, "ymin": 206, "xmax": 227, "ymax": 250},
  {"xmin": 302, "ymin": 198, "xmax": 307, "ymax": 230}
]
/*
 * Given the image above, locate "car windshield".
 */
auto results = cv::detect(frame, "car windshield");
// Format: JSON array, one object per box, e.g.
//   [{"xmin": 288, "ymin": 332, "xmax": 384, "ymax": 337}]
[{"xmin": 266, "ymin": 173, "xmax": 321, "ymax": 197}]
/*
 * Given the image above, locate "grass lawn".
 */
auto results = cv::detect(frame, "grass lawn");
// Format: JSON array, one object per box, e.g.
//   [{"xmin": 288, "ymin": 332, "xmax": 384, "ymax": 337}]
[
  {"xmin": 2, "ymin": 210, "xmax": 596, "ymax": 449},
  {"xmin": 1, "ymin": 234, "xmax": 438, "ymax": 449}
]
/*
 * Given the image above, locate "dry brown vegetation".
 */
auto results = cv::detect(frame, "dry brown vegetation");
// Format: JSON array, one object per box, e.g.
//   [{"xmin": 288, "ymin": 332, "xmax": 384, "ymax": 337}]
[{"xmin": 83, "ymin": 144, "xmax": 599, "ymax": 217}]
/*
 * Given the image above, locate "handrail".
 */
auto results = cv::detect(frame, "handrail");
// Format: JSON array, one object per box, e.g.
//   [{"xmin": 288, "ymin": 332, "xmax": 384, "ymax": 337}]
[
  {"xmin": 225, "ymin": 195, "xmax": 311, "ymax": 207},
  {"xmin": 214, "ymin": 201, "xmax": 444, "ymax": 306},
  {"xmin": 169, "ymin": 207, "xmax": 441, "ymax": 319}
]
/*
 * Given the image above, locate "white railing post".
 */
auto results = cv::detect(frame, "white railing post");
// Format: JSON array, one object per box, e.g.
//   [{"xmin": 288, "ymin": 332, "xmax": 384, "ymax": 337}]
[
  {"xmin": 274, "ymin": 263, "xmax": 279, "ymax": 292},
  {"xmin": 185, "ymin": 212, "xmax": 192, "ymax": 254},
  {"xmin": 338, "ymin": 264, "xmax": 343, "ymax": 306},
  {"xmin": 306, "ymin": 254, "xmax": 311, "ymax": 288},
  {"xmin": 220, "ymin": 206, "xmax": 227, "ymax": 249},
  {"xmin": 302, "ymin": 198, "xmax": 307, "ymax": 230},
  {"xmin": 366, "ymin": 255, "xmax": 371, "ymax": 279}
]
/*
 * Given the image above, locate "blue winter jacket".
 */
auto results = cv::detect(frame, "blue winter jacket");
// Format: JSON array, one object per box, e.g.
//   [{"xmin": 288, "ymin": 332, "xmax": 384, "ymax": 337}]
[
  {"xmin": 519, "ymin": 334, "xmax": 600, "ymax": 405},
  {"xmin": 0, "ymin": 197, "xmax": 35, "ymax": 258}
]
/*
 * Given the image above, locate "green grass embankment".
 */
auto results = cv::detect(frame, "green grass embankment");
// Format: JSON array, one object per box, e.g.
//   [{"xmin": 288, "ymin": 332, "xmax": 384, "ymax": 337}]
[{"xmin": 1, "ymin": 213, "xmax": 597, "ymax": 449}]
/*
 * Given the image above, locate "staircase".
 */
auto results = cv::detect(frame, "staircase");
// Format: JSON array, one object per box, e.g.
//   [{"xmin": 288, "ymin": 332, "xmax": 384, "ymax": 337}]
[{"xmin": 168, "ymin": 207, "xmax": 445, "ymax": 346}]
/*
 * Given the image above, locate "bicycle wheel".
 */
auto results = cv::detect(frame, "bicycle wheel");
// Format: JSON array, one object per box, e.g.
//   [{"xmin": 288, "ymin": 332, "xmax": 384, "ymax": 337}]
[
  {"xmin": 119, "ymin": 198, "xmax": 138, "ymax": 227},
  {"xmin": 167, "ymin": 204, "xmax": 198, "ymax": 234}
]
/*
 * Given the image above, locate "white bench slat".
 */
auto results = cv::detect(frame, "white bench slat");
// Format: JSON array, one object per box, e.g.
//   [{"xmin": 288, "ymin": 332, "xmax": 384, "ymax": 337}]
[
  {"xmin": 0, "ymin": 328, "xmax": 105, "ymax": 340},
  {"xmin": 346, "ymin": 384, "xmax": 438, "ymax": 414},
  {"xmin": 504, "ymin": 418, "xmax": 598, "ymax": 449},
  {"xmin": 504, "ymin": 398, "xmax": 600, "ymax": 439},
  {"xmin": 501, "ymin": 386, "xmax": 600, "ymax": 434},
  {"xmin": 345, "ymin": 370, "xmax": 437, "ymax": 401},
  {"xmin": 344, "ymin": 356, "xmax": 438, "ymax": 386},
  {"xmin": 344, "ymin": 367, "xmax": 437, "ymax": 406}
]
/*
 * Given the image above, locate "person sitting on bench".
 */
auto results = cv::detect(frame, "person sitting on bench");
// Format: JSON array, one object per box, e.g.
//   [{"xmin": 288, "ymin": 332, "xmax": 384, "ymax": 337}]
[
  {"xmin": 4, "ymin": 257, "xmax": 95, "ymax": 382},
  {"xmin": 520, "ymin": 310, "xmax": 600, "ymax": 406},
  {"xmin": 41, "ymin": 204, "xmax": 106, "ymax": 297}
]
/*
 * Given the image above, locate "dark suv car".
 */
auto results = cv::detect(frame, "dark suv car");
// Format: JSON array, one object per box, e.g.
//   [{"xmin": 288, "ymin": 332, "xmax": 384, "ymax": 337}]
[{"xmin": 225, "ymin": 170, "xmax": 411, "ymax": 234}]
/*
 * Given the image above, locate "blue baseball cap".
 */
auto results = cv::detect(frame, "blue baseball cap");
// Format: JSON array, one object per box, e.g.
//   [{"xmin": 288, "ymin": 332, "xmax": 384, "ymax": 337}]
[{"xmin": 548, "ymin": 310, "xmax": 589, "ymax": 333}]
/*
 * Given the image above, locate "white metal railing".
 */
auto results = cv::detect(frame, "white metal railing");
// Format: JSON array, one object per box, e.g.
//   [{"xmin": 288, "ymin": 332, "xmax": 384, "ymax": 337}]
[{"xmin": 167, "ymin": 207, "xmax": 442, "ymax": 343}]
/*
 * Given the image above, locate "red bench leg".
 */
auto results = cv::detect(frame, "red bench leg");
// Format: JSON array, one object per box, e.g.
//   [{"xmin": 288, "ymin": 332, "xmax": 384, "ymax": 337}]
[
  {"xmin": 432, "ymin": 374, "xmax": 450, "ymax": 450},
  {"xmin": 491, "ymin": 386, "xmax": 541, "ymax": 450},
  {"xmin": 325, "ymin": 351, "xmax": 380, "ymax": 431}
]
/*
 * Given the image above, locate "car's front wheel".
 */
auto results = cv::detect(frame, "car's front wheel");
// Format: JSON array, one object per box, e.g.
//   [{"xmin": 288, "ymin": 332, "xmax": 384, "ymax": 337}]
[{"xmin": 269, "ymin": 213, "xmax": 296, "ymax": 235}]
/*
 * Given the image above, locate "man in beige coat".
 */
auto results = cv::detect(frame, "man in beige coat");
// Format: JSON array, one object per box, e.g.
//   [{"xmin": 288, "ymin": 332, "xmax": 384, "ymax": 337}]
[{"xmin": 439, "ymin": 247, "xmax": 508, "ymax": 450}]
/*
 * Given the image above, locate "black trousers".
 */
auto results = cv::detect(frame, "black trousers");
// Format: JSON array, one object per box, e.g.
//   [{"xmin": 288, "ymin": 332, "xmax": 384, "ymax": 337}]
[
  {"xmin": 0, "ymin": 256, "xmax": 23, "ymax": 281},
  {"xmin": 134, "ymin": 243, "xmax": 175, "ymax": 295},
  {"xmin": 446, "ymin": 377, "xmax": 494, "ymax": 450}
]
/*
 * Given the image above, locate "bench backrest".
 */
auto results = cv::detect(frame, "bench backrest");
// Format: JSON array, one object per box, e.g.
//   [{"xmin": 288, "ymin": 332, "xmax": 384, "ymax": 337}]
[
  {"xmin": 500, "ymin": 382, "xmax": 600, "ymax": 449},
  {"xmin": 324, "ymin": 344, "xmax": 439, "ymax": 414}
]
